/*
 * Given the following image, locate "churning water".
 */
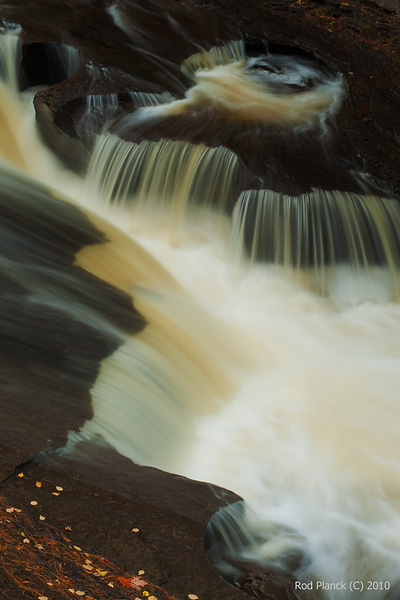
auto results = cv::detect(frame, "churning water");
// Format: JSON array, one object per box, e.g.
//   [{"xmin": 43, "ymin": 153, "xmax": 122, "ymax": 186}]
[{"xmin": 1, "ymin": 24, "xmax": 400, "ymax": 600}]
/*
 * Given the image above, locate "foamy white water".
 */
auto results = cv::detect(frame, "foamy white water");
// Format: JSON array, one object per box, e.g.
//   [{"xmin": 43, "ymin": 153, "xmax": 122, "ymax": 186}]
[
  {"xmin": 125, "ymin": 219, "xmax": 400, "ymax": 597},
  {"xmin": 1, "ymin": 27, "xmax": 400, "ymax": 599}
]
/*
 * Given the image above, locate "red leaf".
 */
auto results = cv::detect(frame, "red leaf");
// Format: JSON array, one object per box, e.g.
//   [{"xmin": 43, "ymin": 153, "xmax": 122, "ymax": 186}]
[
  {"xmin": 117, "ymin": 577, "xmax": 133, "ymax": 588},
  {"xmin": 117, "ymin": 575, "xmax": 147, "ymax": 590}
]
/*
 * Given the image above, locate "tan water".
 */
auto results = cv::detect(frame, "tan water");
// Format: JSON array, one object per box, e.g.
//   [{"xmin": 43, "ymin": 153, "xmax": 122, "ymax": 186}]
[
  {"xmin": 1, "ymin": 30, "xmax": 400, "ymax": 598},
  {"xmin": 122, "ymin": 40, "xmax": 344, "ymax": 130}
]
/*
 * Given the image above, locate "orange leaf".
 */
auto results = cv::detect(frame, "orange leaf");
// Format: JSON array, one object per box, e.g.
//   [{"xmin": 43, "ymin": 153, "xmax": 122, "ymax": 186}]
[{"xmin": 118, "ymin": 577, "xmax": 133, "ymax": 588}]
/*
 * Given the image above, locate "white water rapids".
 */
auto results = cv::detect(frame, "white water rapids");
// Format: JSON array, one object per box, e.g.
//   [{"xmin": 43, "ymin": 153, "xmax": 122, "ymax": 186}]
[{"xmin": 1, "ymin": 26, "xmax": 400, "ymax": 599}]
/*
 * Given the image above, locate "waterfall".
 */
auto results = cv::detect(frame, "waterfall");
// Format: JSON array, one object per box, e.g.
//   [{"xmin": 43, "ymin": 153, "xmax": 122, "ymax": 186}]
[{"xmin": 1, "ymin": 26, "xmax": 400, "ymax": 600}]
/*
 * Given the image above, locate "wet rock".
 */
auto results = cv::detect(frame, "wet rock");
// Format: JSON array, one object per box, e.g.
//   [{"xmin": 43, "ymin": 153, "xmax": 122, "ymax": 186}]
[{"xmin": 369, "ymin": 0, "xmax": 400, "ymax": 17}]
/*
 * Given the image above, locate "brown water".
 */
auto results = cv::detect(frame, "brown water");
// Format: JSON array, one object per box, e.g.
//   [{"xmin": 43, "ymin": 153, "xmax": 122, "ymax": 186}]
[{"xmin": 1, "ymin": 26, "xmax": 400, "ymax": 599}]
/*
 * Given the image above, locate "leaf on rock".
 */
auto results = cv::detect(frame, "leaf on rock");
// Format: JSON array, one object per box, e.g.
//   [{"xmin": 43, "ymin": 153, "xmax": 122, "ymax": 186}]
[
  {"xmin": 118, "ymin": 577, "xmax": 134, "ymax": 588},
  {"xmin": 131, "ymin": 575, "xmax": 147, "ymax": 589}
]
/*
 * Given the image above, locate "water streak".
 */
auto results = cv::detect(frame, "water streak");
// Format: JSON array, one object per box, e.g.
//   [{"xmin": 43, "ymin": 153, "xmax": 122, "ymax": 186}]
[{"xmin": 0, "ymin": 27, "xmax": 400, "ymax": 600}]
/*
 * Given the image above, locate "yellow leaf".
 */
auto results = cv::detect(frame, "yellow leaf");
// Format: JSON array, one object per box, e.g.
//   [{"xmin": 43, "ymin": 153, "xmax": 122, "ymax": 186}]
[
  {"xmin": 188, "ymin": 595, "xmax": 199, "ymax": 600},
  {"xmin": 65, "ymin": 526, "xmax": 72, "ymax": 531},
  {"xmin": 39, "ymin": 515, "xmax": 46, "ymax": 521},
  {"xmin": 52, "ymin": 492, "xmax": 60, "ymax": 496},
  {"xmin": 38, "ymin": 596, "xmax": 48, "ymax": 600},
  {"xmin": 56, "ymin": 486, "xmax": 64, "ymax": 492},
  {"xmin": 75, "ymin": 592, "xmax": 85, "ymax": 597},
  {"xmin": 97, "ymin": 570, "xmax": 108, "ymax": 577},
  {"xmin": 36, "ymin": 481, "xmax": 42, "ymax": 488},
  {"xmin": 74, "ymin": 545, "xmax": 82, "ymax": 552},
  {"xmin": 6, "ymin": 507, "xmax": 15, "ymax": 513},
  {"xmin": 143, "ymin": 593, "xmax": 150, "ymax": 598},
  {"xmin": 18, "ymin": 472, "xmax": 24, "ymax": 478},
  {"xmin": 138, "ymin": 570, "xmax": 145, "ymax": 575},
  {"xmin": 23, "ymin": 538, "xmax": 30, "ymax": 544},
  {"xmin": 108, "ymin": 583, "xmax": 114, "ymax": 588},
  {"xmin": 131, "ymin": 527, "xmax": 140, "ymax": 532},
  {"xmin": 68, "ymin": 589, "xmax": 75, "ymax": 594},
  {"xmin": 30, "ymin": 501, "xmax": 38, "ymax": 506}
]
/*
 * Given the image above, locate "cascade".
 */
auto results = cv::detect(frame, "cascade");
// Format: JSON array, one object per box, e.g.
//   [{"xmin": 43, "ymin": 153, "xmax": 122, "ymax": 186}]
[{"xmin": 0, "ymin": 26, "xmax": 400, "ymax": 600}]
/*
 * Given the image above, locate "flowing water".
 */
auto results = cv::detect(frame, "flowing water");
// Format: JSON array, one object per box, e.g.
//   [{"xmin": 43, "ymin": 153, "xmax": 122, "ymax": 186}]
[{"xmin": 1, "ymin": 24, "xmax": 400, "ymax": 600}]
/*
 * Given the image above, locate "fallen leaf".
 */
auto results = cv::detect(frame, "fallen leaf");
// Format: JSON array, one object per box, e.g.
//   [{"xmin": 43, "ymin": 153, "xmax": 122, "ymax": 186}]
[
  {"xmin": 21, "ymin": 532, "xmax": 25, "ymax": 536},
  {"xmin": 118, "ymin": 577, "xmax": 134, "ymax": 588},
  {"xmin": 97, "ymin": 570, "xmax": 108, "ymax": 577},
  {"xmin": 35, "ymin": 544, "xmax": 44, "ymax": 550},
  {"xmin": 188, "ymin": 595, "xmax": 199, "ymax": 600},
  {"xmin": 131, "ymin": 527, "xmax": 140, "ymax": 532},
  {"xmin": 75, "ymin": 592, "xmax": 85, "ymax": 597},
  {"xmin": 18, "ymin": 472, "xmax": 24, "ymax": 478},
  {"xmin": 38, "ymin": 596, "xmax": 48, "ymax": 600},
  {"xmin": 74, "ymin": 545, "xmax": 82, "ymax": 552},
  {"xmin": 82, "ymin": 564, "xmax": 93, "ymax": 571},
  {"xmin": 143, "ymin": 593, "xmax": 150, "ymax": 598},
  {"xmin": 138, "ymin": 570, "xmax": 145, "ymax": 575},
  {"xmin": 148, "ymin": 596, "xmax": 158, "ymax": 600},
  {"xmin": 107, "ymin": 583, "xmax": 114, "ymax": 588},
  {"xmin": 52, "ymin": 492, "xmax": 60, "ymax": 497},
  {"xmin": 39, "ymin": 515, "xmax": 46, "ymax": 521},
  {"xmin": 65, "ymin": 526, "xmax": 72, "ymax": 531},
  {"xmin": 56, "ymin": 486, "xmax": 64, "ymax": 492},
  {"xmin": 68, "ymin": 589, "xmax": 75, "ymax": 594},
  {"xmin": 47, "ymin": 583, "xmax": 53, "ymax": 587},
  {"xmin": 131, "ymin": 575, "xmax": 147, "ymax": 589},
  {"xmin": 36, "ymin": 481, "xmax": 42, "ymax": 488},
  {"xmin": 6, "ymin": 507, "xmax": 15, "ymax": 513},
  {"xmin": 30, "ymin": 501, "xmax": 38, "ymax": 506},
  {"xmin": 23, "ymin": 538, "xmax": 30, "ymax": 544}
]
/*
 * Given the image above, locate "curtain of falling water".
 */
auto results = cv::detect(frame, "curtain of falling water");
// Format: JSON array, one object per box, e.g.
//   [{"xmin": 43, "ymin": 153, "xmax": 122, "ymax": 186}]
[{"xmin": 1, "ymin": 27, "xmax": 400, "ymax": 600}]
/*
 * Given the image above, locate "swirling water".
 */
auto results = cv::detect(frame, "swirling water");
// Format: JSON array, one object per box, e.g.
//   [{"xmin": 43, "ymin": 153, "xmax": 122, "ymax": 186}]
[{"xmin": 0, "ymin": 24, "xmax": 400, "ymax": 599}]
